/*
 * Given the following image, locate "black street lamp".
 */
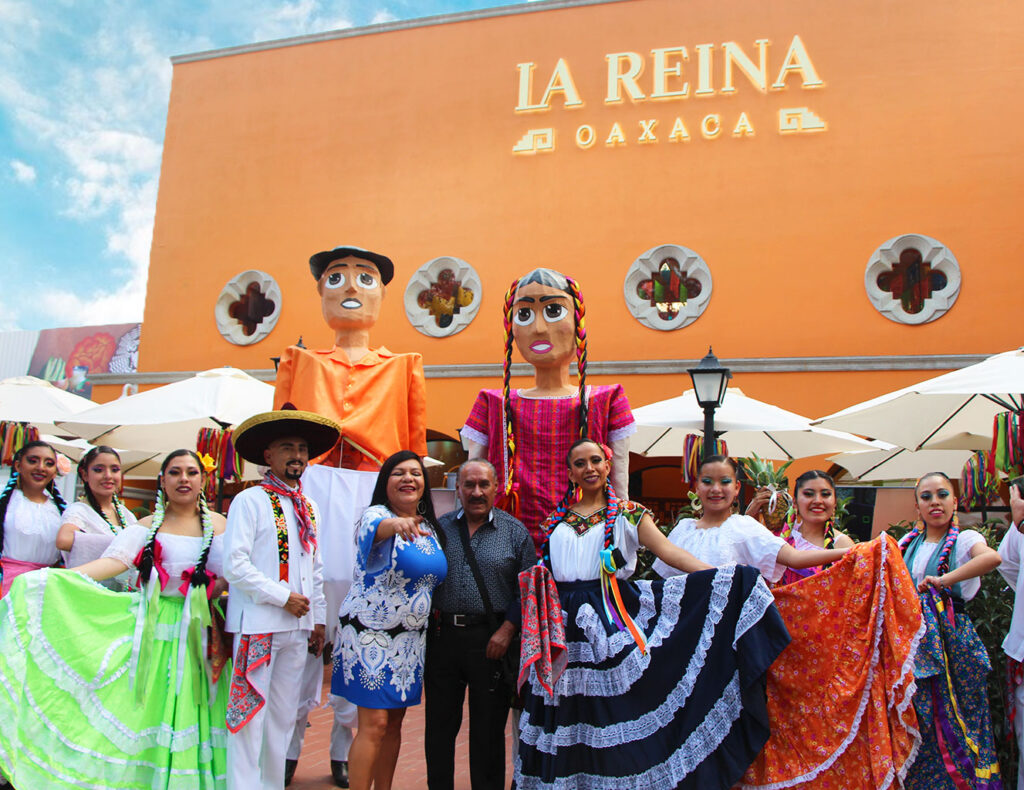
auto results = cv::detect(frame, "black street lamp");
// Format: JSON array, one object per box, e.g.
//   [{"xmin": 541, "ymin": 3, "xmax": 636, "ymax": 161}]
[{"xmin": 688, "ymin": 347, "xmax": 732, "ymax": 461}]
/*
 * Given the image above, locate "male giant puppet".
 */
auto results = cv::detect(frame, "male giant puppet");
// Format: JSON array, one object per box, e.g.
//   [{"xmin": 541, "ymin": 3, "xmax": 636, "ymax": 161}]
[{"xmin": 274, "ymin": 245, "xmax": 427, "ymax": 787}]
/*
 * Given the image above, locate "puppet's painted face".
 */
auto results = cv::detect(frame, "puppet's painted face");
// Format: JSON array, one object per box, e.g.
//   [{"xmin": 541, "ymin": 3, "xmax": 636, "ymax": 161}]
[
  {"xmin": 511, "ymin": 280, "xmax": 575, "ymax": 369},
  {"xmin": 319, "ymin": 257, "xmax": 384, "ymax": 331}
]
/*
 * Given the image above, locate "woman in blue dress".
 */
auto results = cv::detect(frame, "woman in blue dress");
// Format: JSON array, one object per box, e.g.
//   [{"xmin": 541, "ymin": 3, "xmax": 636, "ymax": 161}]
[{"xmin": 333, "ymin": 450, "xmax": 448, "ymax": 790}]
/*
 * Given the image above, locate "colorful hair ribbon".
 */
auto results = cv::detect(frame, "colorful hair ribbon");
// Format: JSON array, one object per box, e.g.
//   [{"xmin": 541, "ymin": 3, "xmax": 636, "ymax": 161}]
[{"xmin": 598, "ymin": 547, "xmax": 647, "ymax": 654}]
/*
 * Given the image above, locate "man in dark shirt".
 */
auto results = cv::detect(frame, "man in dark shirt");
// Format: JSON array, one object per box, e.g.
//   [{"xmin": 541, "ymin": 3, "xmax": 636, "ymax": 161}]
[{"xmin": 424, "ymin": 459, "xmax": 534, "ymax": 790}]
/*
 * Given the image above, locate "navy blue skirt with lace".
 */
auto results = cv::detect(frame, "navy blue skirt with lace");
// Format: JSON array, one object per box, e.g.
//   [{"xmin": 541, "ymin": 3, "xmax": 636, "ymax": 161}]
[{"xmin": 514, "ymin": 564, "xmax": 790, "ymax": 790}]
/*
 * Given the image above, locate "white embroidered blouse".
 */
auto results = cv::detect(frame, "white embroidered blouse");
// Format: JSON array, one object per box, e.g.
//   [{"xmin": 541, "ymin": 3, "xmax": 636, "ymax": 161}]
[
  {"xmin": 652, "ymin": 514, "xmax": 787, "ymax": 582},
  {"xmin": 103, "ymin": 524, "xmax": 225, "ymax": 598},
  {"xmin": 2, "ymin": 489, "xmax": 63, "ymax": 565}
]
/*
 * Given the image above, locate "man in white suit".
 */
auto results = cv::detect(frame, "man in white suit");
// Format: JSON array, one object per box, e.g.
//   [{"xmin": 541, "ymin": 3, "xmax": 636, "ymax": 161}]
[{"xmin": 223, "ymin": 409, "xmax": 341, "ymax": 790}]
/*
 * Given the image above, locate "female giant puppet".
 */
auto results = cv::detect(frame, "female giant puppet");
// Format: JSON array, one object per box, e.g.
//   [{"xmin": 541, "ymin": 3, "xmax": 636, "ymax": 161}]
[
  {"xmin": 461, "ymin": 268, "xmax": 635, "ymax": 551},
  {"xmin": 272, "ymin": 245, "xmax": 427, "ymax": 787},
  {"xmin": 464, "ymin": 269, "xmax": 799, "ymax": 789}
]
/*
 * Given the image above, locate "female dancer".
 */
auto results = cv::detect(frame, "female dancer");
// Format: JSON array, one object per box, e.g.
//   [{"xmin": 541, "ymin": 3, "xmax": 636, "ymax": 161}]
[
  {"xmin": 661, "ymin": 456, "xmax": 923, "ymax": 789},
  {"xmin": 653, "ymin": 456, "xmax": 848, "ymax": 580},
  {"xmin": 56, "ymin": 445, "xmax": 137, "ymax": 587},
  {"xmin": 900, "ymin": 471, "xmax": 1003, "ymax": 789},
  {"xmin": 333, "ymin": 450, "xmax": 448, "ymax": 790},
  {"xmin": 0, "ymin": 439, "xmax": 67, "ymax": 596},
  {"xmin": 0, "ymin": 449, "xmax": 229, "ymax": 789},
  {"xmin": 746, "ymin": 469, "xmax": 855, "ymax": 586},
  {"xmin": 462, "ymin": 268, "xmax": 636, "ymax": 552},
  {"xmin": 516, "ymin": 439, "xmax": 791, "ymax": 789}
]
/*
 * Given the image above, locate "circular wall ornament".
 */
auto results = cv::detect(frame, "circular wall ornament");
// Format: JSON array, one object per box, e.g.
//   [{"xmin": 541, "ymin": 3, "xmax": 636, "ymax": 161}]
[
  {"xmin": 864, "ymin": 234, "xmax": 961, "ymax": 325},
  {"xmin": 623, "ymin": 244, "xmax": 713, "ymax": 331},
  {"xmin": 214, "ymin": 270, "xmax": 282, "ymax": 345},
  {"xmin": 404, "ymin": 256, "xmax": 482, "ymax": 337}
]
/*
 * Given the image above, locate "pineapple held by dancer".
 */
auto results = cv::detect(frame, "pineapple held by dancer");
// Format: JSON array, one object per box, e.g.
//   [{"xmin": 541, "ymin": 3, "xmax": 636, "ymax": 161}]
[{"xmin": 742, "ymin": 453, "xmax": 793, "ymax": 533}]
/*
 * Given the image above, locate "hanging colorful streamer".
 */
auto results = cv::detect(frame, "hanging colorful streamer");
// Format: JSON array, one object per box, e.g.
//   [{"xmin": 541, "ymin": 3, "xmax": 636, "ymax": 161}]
[
  {"xmin": 681, "ymin": 433, "xmax": 729, "ymax": 484},
  {"xmin": 990, "ymin": 411, "xmax": 1024, "ymax": 477},
  {"xmin": 195, "ymin": 428, "xmax": 245, "ymax": 499},
  {"xmin": 962, "ymin": 450, "xmax": 998, "ymax": 511},
  {"xmin": 0, "ymin": 422, "xmax": 40, "ymax": 467}
]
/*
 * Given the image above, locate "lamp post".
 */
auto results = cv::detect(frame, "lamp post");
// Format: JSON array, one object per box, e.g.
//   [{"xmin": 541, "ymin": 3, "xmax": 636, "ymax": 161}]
[{"xmin": 688, "ymin": 347, "xmax": 732, "ymax": 462}]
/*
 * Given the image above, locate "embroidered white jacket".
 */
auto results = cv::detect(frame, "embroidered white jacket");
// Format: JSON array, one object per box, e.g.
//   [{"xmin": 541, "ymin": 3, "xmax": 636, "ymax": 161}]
[{"xmin": 224, "ymin": 485, "xmax": 326, "ymax": 634}]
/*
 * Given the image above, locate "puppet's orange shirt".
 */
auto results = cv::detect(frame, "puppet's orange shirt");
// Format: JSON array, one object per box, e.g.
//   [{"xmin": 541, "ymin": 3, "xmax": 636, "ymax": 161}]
[{"xmin": 274, "ymin": 345, "xmax": 427, "ymax": 467}]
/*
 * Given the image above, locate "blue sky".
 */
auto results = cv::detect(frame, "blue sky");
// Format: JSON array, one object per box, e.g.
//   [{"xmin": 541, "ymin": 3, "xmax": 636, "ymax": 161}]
[{"xmin": 0, "ymin": 0, "xmax": 532, "ymax": 331}]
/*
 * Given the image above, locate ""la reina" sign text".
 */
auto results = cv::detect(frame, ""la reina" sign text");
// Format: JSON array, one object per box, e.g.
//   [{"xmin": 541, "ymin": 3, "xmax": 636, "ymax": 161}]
[{"xmin": 512, "ymin": 35, "xmax": 826, "ymax": 154}]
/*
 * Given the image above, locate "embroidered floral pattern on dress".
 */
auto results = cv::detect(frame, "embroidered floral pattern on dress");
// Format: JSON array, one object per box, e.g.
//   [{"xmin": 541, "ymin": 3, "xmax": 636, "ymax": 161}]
[
  {"xmin": 741, "ymin": 534, "xmax": 925, "ymax": 790},
  {"xmin": 332, "ymin": 504, "xmax": 447, "ymax": 708}
]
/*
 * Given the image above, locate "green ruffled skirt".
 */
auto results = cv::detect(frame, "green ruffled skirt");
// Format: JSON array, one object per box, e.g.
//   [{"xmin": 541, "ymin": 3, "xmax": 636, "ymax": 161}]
[{"xmin": 0, "ymin": 569, "xmax": 228, "ymax": 789}]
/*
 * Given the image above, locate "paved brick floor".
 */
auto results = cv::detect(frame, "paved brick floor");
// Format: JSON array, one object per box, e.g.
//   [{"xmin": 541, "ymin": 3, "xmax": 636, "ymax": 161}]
[{"xmin": 290, "ymin": 668, "xmax": 514, "ymax": 790}]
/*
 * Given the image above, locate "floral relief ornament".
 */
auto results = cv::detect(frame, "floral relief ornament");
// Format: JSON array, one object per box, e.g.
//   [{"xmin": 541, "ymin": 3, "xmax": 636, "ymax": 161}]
[
  {"xmin": 403, "ymin": 256, "xmax": 482, "ymax": 337},
  {"xmin": 623, "ymin": 244, "xmax": 713, "ymax": 331}
]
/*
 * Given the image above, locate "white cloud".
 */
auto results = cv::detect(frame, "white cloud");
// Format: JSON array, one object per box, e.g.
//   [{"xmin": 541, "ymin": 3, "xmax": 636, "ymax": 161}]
[
  {"xmin": 0, "ymin": 0, "xmax": 483, "ymax": 330},
  {"xmin": 250, "ymin": 0, "xmax": 353, "ymax": 41},
  {"xmin": 10, "ymin": 159, "xmax": 36, "ymax": 184}
]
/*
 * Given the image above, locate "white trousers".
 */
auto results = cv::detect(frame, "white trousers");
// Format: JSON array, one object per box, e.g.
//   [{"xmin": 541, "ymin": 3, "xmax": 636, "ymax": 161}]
[
  {"xmin": 286, "ymin": 649, "xmax": 357, "ymax": 761},
  {"xmin": 227, "ymin": 630, "xmax": 309, "ymax": 790}
]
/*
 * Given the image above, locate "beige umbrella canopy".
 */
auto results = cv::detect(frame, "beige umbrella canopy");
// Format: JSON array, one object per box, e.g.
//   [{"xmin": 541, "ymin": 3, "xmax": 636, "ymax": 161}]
[
  {"xmin": 814, "ymin": 346, "xmax": 1024, "ymax": 451},
  {"xmin": 41, "ymin": 435, "xmax": 164, "ymax": 480},
  {"xmin": 0, "ymin": 375, "xmax": 95, "ymax": 435},
  {"xmin": 630, "ymin": 387, "xmax": 876, "ymax": 460},
  {"xmin": 829, "ymin": 445, "xmax": 974, "ymax": 483},
  {"xmin": 58, "ymin": 367, "xmax": 274, "ymax": 453}
]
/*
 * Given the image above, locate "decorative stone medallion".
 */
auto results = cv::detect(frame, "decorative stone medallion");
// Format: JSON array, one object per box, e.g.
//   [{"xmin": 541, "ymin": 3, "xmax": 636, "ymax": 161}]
[
  {"xmin": 623, "ymin": 244, "xmax": 712, "ymax": 330},
  {"xmin": 215, "ymin": 270, "xmax": 282, "ymax": 345},
  {"xmin": 864, "ymin": 234, "xmax": 961, "ymax": 324},
  {"xmin": 404, "ymin": 256, "xmax": 482, "ymax": 337}
]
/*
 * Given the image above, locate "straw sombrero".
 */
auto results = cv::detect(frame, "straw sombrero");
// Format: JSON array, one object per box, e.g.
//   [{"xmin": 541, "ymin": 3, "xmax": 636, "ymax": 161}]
[{"xmin": 232, "ymin": 408, "xmax": 340, "ymax": 464}]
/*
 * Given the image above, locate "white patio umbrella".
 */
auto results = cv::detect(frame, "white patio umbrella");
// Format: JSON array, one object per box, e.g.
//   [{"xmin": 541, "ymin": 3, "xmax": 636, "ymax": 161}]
[
  {"xmin": 57, "ymin": 367, "xmax": 274, "ymax": 453},
  {"xmin": 630, "ymin": 387, "xmax": 876, "ymax": 460},
  {"xmin": 0, "ymin": 375, "xmax": 95, "ymax": 435},
  {"xmin": 41, "ymin": 435, "xmax": 164, "ymax": 479},
  {"xmin": 814, "ymin": 346, "xmax": 1024, "ymax": 451},
  {"xmin": 829, "ymin": 444, "xmax": 974, "ymax": 483}
]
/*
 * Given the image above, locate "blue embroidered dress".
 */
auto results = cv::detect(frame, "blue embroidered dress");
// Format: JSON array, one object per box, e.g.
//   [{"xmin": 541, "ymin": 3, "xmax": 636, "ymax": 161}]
[{"xmin": 333, "ymin": 504, "xmax": 447, "ymax": 708}]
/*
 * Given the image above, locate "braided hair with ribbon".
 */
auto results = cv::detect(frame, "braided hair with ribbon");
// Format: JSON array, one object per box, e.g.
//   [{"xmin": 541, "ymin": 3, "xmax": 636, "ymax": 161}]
[
  {"xmin": 78, "ymin": 445, "xmax": 130, "ymax": 532},
  {"xmin": 898, "ymin": 472, "xmax": 960, "ymax": 580},
  {"xmin": 0, "ymin": 440, "xmax": 67, "ymax": 559},
  {"xmin": 137, "ymin": 449, "xmax": 215, "ymax": 591},
  {"xmin": 500, "ymin": 269, "xmax": 589, "ymax": 517},
  {"xmin": 781, "ymin": 469, "xmax": 838, "ymax": 550}
]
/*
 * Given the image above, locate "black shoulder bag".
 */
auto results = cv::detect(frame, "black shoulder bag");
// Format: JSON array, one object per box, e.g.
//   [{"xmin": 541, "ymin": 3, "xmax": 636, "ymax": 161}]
[{"xmin": 456, "ymin": 519, "xmax": 521, "ymax": 705}]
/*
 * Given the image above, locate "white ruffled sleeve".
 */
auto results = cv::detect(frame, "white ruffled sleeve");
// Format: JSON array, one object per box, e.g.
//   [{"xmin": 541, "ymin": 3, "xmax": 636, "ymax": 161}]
[
  {"xmin": 729, "ymin": 515, "xmax": 787, "ymax": 583},
  {"xmin": 61, "ymin": 502, "xmax": 95, "ymax": 532},
  {"xmin": 101, "ymin": 524, "xmax": 150, "ymax": 569}
]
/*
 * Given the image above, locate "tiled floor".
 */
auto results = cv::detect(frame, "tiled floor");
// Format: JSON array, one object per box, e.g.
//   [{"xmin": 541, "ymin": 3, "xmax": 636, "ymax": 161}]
[{"xmin": 290, "ymin": 668, "xmax": 514, "ymax": 789}]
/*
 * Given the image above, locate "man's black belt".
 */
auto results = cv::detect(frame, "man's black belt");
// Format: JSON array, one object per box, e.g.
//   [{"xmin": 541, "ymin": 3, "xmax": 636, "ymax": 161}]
[{"xmin": 433, "ymin": 610, "xmax": 504, "ymax": 628}]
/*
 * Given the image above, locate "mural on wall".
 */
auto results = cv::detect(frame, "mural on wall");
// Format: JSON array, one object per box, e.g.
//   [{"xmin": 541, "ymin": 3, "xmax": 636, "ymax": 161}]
[
  {"xmin": 28, "ymin": 323, "xmax": 141, "ymax": 397},
  {"xmin": 404, "ymin": 256, "xmax": 482, "ymax": 337},
  {"xmin": 623, "ymin": 244, "xmax": 713, "ymax": 330}
]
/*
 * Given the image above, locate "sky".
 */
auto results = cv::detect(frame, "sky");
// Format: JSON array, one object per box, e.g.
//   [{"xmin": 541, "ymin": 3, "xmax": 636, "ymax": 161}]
[{"xmin": 0, "ymin": 0, "xmax": 532, "ymax": 332}]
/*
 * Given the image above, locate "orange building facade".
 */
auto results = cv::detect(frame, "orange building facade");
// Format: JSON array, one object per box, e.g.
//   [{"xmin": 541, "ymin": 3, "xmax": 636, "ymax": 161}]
[{"xmin": 117, "ymin": 0, "xmax": 1020, "ymax": 490}]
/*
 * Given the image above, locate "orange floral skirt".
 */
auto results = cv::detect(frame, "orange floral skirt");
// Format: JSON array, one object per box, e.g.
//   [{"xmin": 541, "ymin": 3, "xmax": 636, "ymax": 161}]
[{"xmin": 741, "ymin": 533, "xmax": 924, "ymax": 789}]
